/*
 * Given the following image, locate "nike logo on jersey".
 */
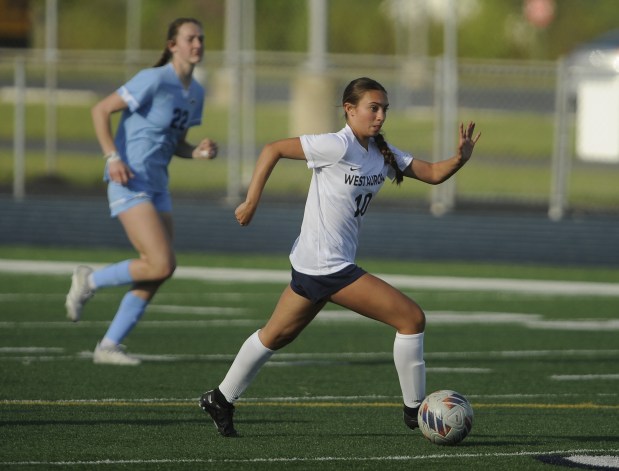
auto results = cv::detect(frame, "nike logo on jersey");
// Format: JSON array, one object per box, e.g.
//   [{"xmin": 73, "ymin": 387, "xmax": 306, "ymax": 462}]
[{"xmin": 349, "ymin": 166, "xmax": 361, "ymax": 172}]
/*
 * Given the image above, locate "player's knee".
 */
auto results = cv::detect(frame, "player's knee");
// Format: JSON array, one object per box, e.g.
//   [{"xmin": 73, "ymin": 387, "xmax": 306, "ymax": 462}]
[
  {"xmin": 262, "ymin": 330, "xmax": 298, "ymax": 351},
  {"xmin": 161, "ymin": 260, "xmax": 176, "ymax": 280},
  {"xmin": 150, "ymin": 258, "xmax": 176, "ymax": 281},
  {"xmin": 400, "ymin": 306, "xmax": 426, "ymax": 333}
]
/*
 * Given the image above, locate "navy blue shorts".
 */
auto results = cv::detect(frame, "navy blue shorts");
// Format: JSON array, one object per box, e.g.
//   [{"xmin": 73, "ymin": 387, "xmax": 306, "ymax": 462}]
[{"xmin": 290, "ymin": 264, "xmax": 367, "ymax": 304}]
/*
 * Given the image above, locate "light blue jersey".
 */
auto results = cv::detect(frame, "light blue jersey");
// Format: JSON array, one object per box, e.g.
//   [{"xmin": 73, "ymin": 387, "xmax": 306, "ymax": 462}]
[{"xmin": 109, "ymin": 63, "xmax": 205, "ymax": 191}]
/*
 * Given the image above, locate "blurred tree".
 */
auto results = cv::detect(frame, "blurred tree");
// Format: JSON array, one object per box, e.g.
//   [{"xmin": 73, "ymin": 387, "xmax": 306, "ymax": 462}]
[
  {"xmin": 30, "ymin": 0, "xmax": 126, "ymax": 49},
  {"xmin": 25, "ymin": 0, "xmax": 619, "ymax": 60},
  {"xmin": 329, "ymin": 0, "xmax": 396, "ymax": 54},
  {"xmin": 29, "ymin": 0, "xmax": 224, "ymax": 50},
  {"xmin": 140, "ymin": 0, "xmax": 224, "ymax": 50},
  {"xmin": 550, "ymin": 0, "xmax": 619, "ymax": 57},
  {"xmin": 255, "ymin": 0, "xmax": 307, "ymax": 51},
  {"xmin": 459, "ymin": 0, "xmax": 522, "ymax": 59}
]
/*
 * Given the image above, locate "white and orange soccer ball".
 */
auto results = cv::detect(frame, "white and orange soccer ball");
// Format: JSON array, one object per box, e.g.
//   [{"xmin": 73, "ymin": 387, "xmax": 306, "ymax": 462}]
[{"xmin": 418, "ymin": 390, "xmax": 474, "ymax": 446}]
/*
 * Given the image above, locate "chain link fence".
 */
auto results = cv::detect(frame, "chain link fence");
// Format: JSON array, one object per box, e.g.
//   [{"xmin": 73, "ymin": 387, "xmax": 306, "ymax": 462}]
[{"xmin": 1, "ymin": 48, "xmax": 617, "ymax": 217}]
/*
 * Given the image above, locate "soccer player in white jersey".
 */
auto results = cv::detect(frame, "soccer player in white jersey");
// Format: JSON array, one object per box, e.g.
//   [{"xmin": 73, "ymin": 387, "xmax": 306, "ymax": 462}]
[
  {"xmin": 199, "ymin": 77, "xmax": 481, "ymax": 436},
  {"xmin": 64, "ymin": 18, "xmax": 218, "ymax": 365}
]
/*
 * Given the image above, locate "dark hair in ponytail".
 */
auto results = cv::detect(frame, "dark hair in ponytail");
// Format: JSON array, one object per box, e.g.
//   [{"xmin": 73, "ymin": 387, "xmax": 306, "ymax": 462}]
[
  {"xmin": 153, "ymin": 17, "xmax": 202, "ymax": 67},
  {"xmin": 374, "ymin": 133, "xmax": 403, "ymax": 185},
  {"xmin": 342, "ymin": 77, "xmax": 403, "ymax": 185}
]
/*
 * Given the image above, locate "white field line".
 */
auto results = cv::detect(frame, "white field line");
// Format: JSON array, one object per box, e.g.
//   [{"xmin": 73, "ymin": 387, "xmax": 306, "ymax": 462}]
[
  {"xmin": 0, "ymin": 347, "xmax": 64, "ymax": 353},
  {"xmin": 551, "ymin": 374, "xmax": 619, "ymax": 381},
  {"xmin": 1, "ymin": 259, "xmax": 618, "ymax": 296},
  {"xmin": 1, "ymin": 392, "xmax": 617, "ymax": 405},
  {"xmin": 1, "ymin": 310, "xmax": 619, "ymax": 331},
  {"xmin": 319, "ymin": 311, "xmax": 619, "ymax": 330},
  {"xmin": 1, "ymin": 348, "xmax": 618, "ymax": 360},
  {"xmin": 0, "ymin": 320, "xmax": 259, "ymax": 328},
  {"xmin": 1, "ymin": 448, "xmax": 618, "ymax": 467},
  {"xmin": 1, "ymin": 348, "xmax": 618, "ymax": 365},
  {"xmin": 565, "ymin": 455, "xmax": 619, "ymax": 468},
  {"xmin": 0, "ymin": 293, "xmax": 278, "ymax": 302},
  {"xmin": 147, "ymin": 305, "xmax": 248, "ymax": 315}
]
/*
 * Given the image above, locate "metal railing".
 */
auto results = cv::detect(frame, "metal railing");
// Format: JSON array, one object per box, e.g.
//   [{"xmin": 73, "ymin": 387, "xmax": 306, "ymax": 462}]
[{"xmin": 2, "ymin": 48, "xmax": 617, "ymax": 218}]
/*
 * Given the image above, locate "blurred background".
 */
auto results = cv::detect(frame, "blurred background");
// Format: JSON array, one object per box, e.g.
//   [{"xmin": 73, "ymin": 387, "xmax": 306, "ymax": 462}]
[{"xmin": 1, "ymin": 0, "xmax": 619, "ymax": 264}]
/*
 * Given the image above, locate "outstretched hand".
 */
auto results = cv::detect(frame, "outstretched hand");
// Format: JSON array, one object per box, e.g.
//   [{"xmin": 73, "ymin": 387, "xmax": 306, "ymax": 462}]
[{"xmin": 458, "ymin": 121, "xmax": 481, "ymax": 164}]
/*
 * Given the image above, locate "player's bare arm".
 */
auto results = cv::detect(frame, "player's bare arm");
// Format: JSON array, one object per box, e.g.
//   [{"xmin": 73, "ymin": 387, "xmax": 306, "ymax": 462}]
[
  {"xmin": 404, "ymin": 121, "xmax": 480, "ymax": 184},
  {"xmin": 91, "ymin": 92, "xmax": 134, "ymax": 185},
  {"xmin": 235, "ymin": 138, "xmax": 306, "ymax": 226}
]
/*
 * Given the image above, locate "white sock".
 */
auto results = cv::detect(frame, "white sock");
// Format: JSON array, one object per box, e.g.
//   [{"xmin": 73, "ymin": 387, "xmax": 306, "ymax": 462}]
[
  {"xmin": 218, "ymin": 330, "xmax": 274, "ymax": 403},
  {"xmin": 393, "ymin": 332, "xmax": 426, "ymax": 408}
]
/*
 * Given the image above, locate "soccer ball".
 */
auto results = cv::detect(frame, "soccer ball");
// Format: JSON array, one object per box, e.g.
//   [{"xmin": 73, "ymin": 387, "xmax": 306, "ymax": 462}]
[{"xmin": 418, "ymin": 390, "xmax": 474, "ymax": 446}]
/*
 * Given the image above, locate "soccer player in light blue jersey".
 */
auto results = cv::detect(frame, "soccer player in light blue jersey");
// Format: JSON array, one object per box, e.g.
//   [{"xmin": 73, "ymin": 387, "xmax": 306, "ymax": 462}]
[
  {"xmin": 65, "ymin": 18, "xmax": 218, "ymax": 365},
  {"xmin": 199, "ymin": 77, "xmax": 480, "ymax": 437}
]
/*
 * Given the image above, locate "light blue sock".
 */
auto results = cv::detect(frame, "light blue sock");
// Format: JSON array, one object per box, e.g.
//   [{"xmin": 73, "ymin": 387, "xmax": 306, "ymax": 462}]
[
  {"xmin": 102, "ymin": 292, "xmax": 148, "ymax": 344},
  {"xmin": 91, "ymin": 260, "xmax": 133, "ymax": 289}
]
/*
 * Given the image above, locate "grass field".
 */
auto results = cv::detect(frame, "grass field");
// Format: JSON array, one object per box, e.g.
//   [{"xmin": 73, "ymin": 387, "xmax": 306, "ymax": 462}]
[{"xmin": 1, "ymin": 248, "xmax": 618, "ymax": 470}]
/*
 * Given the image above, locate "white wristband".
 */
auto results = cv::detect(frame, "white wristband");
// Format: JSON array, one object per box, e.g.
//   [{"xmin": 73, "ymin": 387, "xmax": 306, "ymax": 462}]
[{"xmin": 104, "ymin": 151, "xmax": 121, "ymax": 162}]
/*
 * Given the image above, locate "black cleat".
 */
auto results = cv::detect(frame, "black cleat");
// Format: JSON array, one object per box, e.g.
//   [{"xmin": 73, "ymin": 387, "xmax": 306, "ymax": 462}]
[
  {"xmin": 199, "ymin": 389, "xmax": 239, "ymax": 437},
  {"xmin": 403, "ymin": 404, "xmax": 420, "ymax": 430}
]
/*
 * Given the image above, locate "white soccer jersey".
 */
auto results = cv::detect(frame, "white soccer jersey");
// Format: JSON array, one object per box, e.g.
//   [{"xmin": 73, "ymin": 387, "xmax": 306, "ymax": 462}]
[{"xmin": 290, "ymin": 124, "xmax": 413, "ymax": 275}]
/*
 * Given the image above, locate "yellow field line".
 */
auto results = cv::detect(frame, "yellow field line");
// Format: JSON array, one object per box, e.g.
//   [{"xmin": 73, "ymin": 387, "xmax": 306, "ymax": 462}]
[
  {"xmin": 474, "ymin": 402, "xmax": 619, "ymax": 410},
  {"xmin": 2, "ymin": 400, "xmax": 619, "ymax": 409},
  {"xmin": 252, "ymin": 402, "xmax": 619, "ymax": 410}
]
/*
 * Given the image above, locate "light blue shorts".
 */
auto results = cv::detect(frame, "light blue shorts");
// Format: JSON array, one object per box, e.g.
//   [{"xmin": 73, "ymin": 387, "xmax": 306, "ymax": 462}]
[{"xmin": 107, "ymin": 181, "xmax": 172, "ymax": 217}]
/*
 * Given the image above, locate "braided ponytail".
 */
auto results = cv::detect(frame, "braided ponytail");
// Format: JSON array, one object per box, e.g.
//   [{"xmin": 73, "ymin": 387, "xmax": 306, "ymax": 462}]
[{"xmin": 374, "ymin": 133, "xmax": 403, "ymax": 185}]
